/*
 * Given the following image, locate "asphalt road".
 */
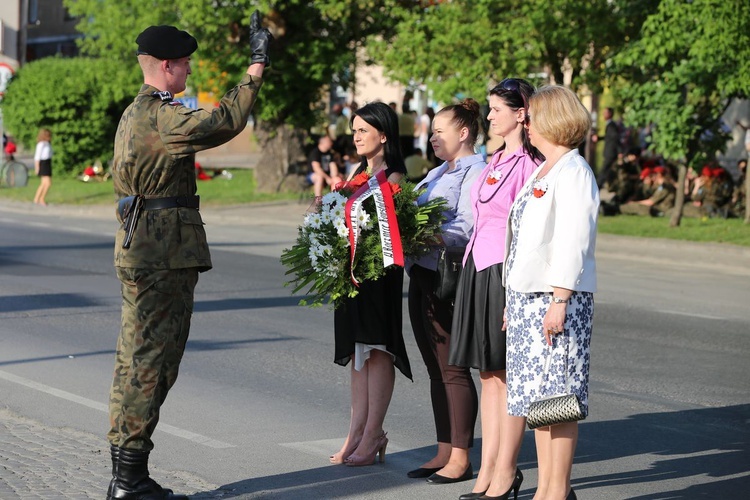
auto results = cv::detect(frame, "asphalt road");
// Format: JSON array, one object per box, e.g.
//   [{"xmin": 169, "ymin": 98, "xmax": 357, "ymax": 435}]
[{"xmin": 0, "ymin": 200, "xmax": 748, "ymax": 499}]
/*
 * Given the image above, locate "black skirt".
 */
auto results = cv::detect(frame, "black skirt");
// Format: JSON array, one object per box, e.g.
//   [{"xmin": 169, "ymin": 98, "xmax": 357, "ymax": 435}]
[
  {"xmin": 37, "ymin": 158, "xmax": 52, "ymax": 177},
  {"xmin": 334, "ymin": 266, "xmax": 413, "ymax": 380},
  {"xmin": 448, "ymin": 252, "xmax": 507, "ymax": 371}
]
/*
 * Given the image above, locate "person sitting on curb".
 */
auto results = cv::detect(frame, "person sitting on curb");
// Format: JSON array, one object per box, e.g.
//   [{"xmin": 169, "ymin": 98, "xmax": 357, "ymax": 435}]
[
  {"xmin": 619, "ymin": 166, "xmax": 675, "ymax": 216},
  {"xmin": 307, "ymin": 134, "xmax": 342, "ymax": 199},
  {"xmin": 732, "ymin": 159, "xmax": 746, "ymax": 218},
  {"xmin": 404, "ymin": 147, "xmax": 434, "ymax": 182}
]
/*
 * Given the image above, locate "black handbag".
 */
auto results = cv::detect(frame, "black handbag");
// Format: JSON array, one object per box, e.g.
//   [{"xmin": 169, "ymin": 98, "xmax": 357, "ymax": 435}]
[
  {"xmin": 433, "ymin": 246, "xmax": 466, "ymax": 302},
  {"xmin": 526, "ymin": 333, "xmax": 586, "ymax": 430}
]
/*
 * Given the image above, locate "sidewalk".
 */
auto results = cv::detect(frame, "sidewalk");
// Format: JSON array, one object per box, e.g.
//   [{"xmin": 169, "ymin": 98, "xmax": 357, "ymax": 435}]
[
  {"xmin": 2, "ymin": 197, "xmax": 749, "ymax": 272},
  {"xmin": 0, "ymin": 409, "xmax": 217, "ymax": 499},
  {"xmin": 0, "ymin": 198, "xmax": 308, "ymax": 228}
]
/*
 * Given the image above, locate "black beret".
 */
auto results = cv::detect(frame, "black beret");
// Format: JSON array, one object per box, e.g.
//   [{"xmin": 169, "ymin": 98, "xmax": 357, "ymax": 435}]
[{"xmin": 135, "ymin": 25, "xmax": 198, "ymax": 60}]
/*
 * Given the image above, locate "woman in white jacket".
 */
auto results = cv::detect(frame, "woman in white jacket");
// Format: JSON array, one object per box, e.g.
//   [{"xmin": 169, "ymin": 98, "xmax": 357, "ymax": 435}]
[{"xmin": 503, "ymin": 85, "xmax": 599, "ymax": 500}]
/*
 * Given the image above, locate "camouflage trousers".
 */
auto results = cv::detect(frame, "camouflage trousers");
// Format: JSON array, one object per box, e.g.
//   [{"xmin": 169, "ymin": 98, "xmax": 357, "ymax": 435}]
[{"xmin": 108, "ymin": 267, "xmax": 199, "ymax": 451}]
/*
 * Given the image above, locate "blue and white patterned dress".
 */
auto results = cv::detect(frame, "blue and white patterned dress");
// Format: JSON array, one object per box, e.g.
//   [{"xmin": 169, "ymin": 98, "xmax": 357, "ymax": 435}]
[{"xmin": 504, "ymin": 183, "xmax": 593, "ymax": 417}]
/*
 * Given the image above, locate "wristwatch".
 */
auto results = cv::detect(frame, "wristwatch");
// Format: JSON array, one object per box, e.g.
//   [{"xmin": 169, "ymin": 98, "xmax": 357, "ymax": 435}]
[{"xmin": 552, "ymin": 296, "xmax": 568, "ymax": 304}]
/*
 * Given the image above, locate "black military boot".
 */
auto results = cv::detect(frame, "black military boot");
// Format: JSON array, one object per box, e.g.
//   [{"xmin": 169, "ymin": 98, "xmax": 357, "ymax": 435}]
[
  {"xmin": 110, "ymin": 448, "xmax": 187, "ymax": 499},
  {"xmin": 107, "ymin": 445, "xmax": 119, "ymax": 500}
]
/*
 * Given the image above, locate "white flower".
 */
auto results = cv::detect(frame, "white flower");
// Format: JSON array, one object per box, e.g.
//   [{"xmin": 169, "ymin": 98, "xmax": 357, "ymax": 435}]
[
  {"xmin": 335, "ymin": 220, "xmax": 350, "ymax": 238},
  {"xmin": 325, "ymin": 261, "xmax": 341, "ymax": 277},
  {"xmin": 305, "ymin": 213, "xmax": 322, "ymax": 230},
  {"xmin": 356, "ymin": 211, "xmax": 372, "ymax": 230},
  {"xmin": 322, "ymin": 192, "xmax": 346, "ymax": 207},
  {"xmin": 320, "ymin": 209, "xmax": 332, "ymax": 224},
  {"xmin": 330, "ymin": 204, "xmax": 345, "ymax": 221}
]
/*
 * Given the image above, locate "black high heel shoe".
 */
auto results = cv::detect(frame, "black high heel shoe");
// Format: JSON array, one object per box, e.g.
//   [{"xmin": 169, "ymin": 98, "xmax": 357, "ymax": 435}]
[
  {"xmin": 426, "ymin": 463, "xmax": 473, "ymax": 484},
  {"xmin": 459, "ymin": 490, "xmax": 486, "ymax": 500},
  {"xmin": 478, "ymin": 468, "xmax": 523, "ymax": 500},
  {"xmin": 566, "ymin": 488, "xmax": 577, "ymax": 500},
  {"xmin": 407, "ymin": 467, "xmax": 442, "ymax": 478}
]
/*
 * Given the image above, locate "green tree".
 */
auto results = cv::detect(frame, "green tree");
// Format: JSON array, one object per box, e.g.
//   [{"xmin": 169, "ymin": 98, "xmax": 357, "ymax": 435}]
[
  {"xmin": 65, "ymin": 0, "xmax": 415, "ymax": 192},
  {"xmin": 374, "ymin": 0, "xmax": 656, "ymax": 103},
  {"xmin": 612, "ymin": 0, "xmax": 750, "ymax": 225},
  {"xmin": 2, "ymin": 57, "xmax": 135, "ymax": 176}
]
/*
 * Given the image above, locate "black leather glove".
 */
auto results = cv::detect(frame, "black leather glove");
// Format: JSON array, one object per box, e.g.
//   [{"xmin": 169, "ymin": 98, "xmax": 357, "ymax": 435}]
[{"xmin": 249, "ymin": 10, "xmax": 273, "ymax": 67}]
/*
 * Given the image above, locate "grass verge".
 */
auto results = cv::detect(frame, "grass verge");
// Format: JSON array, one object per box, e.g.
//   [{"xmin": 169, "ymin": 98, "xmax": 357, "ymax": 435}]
[
  {"xmin": 0, "ymin": 169, "xmax": 299, "ymax": 206},
  {"xmin": 598, "ymin": 214, "xmax": 750, "ymax": 247},
  {"xmin": 2, "ymin": 171, "xmax": 748, "ymax": 247}
]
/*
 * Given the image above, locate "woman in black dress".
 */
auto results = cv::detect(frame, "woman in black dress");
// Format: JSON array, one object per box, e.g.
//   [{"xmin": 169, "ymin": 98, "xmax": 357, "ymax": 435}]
[
  {"xmin": 33, "ymin": 128, "xmax": 53, "ymax": 206},
  {"xmin": 331, "ymin": 102, "xmax": 412, "ymax": 467}
]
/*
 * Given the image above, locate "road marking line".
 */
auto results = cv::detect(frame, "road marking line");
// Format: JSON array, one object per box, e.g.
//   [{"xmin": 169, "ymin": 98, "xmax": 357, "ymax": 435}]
[
  {"xmin": 657, "ymin": 309, "xmax": 725, "ymax": 320},
  {"xmin": 0, "ymin": 217, "xmax": 113, "ymax": 237},
  {"xmin": 597, "ymin": 302, "xmax": 729, "ymax": 321},
  {"xmin": 0, "ymin": 369, "xmax": 234, "ymax": 449}
]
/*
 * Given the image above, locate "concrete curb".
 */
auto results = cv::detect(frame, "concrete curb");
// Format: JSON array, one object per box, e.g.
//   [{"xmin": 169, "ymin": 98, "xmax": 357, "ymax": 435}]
[{"xmin": 1, "ymin": 198, "xmax": 748, "ymax": 271}]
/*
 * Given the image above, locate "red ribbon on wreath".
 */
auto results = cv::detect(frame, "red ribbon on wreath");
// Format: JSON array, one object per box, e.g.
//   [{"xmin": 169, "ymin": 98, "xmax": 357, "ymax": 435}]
[{"xmin": 344, "ymin": 169, "xmax": 404, "ymax": 286}]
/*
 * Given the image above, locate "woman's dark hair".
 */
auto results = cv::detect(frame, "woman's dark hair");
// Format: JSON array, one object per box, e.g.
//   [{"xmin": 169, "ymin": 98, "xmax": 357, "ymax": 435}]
[
  {"xmin": 351, "ymin": 101, "xmax": 405, "ymax": 171},
  {"xmin": 436, "ymin": 98, "xmax": 483, "ymax": 147},
  {"xmin": 489, "ymin": 78, "xmax": 543, "ymax": 162}
]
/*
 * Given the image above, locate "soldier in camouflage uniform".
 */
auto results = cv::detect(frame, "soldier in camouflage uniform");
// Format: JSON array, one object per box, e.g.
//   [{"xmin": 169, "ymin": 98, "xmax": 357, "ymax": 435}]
[
  {"xmin": 619, "ymin": 166, "xmax": 676, "ymax": 216},
  {"xmin": 107, "ymin": 14, "xmax": 272, "ymax": 500},
  {"xmin": 732, "ymin": 160, "xmax": 746, "ymax": 218}
]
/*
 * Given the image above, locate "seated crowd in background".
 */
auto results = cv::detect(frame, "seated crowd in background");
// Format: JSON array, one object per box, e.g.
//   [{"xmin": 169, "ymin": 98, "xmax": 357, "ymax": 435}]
[
  {"xmin": 308, "ymin": 103, "xmax": 747, "ymax": 220},
  {"xmin": 404, "ymin": 147, "xmax": 434, "ymax": 183},
  {"xmin": 599, "ymin": 149, "xmax": 746, "ymax": 219}
]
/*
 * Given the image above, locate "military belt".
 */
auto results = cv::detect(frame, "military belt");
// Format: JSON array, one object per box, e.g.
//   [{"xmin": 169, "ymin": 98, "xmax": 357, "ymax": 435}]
[
  {"xmin": 142, "ymin": 195, "xmax": 200, "ymax": 210},
  {"xmin": 118, "ymin": 195, "xmax": 200, "ymax": 249}
]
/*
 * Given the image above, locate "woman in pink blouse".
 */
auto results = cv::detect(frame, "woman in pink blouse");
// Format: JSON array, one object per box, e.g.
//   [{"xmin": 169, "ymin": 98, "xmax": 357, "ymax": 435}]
[{"xmin": 448, "ymin": 78, "xmax": 542, "ymax": 500}]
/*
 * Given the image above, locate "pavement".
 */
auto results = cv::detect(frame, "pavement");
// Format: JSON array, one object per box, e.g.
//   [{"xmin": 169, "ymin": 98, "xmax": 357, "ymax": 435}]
[{"xmin": 1, "ymin": 197, "xmax": 749, "ymax": 499}]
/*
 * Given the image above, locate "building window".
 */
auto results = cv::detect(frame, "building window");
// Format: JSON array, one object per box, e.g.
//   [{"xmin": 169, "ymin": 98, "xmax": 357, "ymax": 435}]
[
  {"xmin": 28, "ymin": 0, "xmax": 39, "ymax": 25},
  {"xmin": 64, "ymin": 8, "xmax": 77, "ymax": 22}
]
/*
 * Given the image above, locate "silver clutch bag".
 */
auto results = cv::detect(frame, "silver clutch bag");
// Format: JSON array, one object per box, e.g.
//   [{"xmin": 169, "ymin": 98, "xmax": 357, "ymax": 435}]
[
  {"xmin": 526, "ymin": 327, "xmax": 586, "ymax": 430},
  {"xmin": 526, "ymin": 393, "xmax": 585, "ymax": 430}
]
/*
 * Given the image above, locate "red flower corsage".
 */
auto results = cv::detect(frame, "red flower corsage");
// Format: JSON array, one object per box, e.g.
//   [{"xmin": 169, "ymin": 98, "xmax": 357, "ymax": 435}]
[
  {"xmin": 334, "ymin": 171, "xmax": 371, "ymax": 192},
  {"xmin": 532, "ymin": 178, "xmax": 548, "ymax": 198},
  {"xmin": 486, "ymin": 170, "xmax": 503, "ymax": 185}
]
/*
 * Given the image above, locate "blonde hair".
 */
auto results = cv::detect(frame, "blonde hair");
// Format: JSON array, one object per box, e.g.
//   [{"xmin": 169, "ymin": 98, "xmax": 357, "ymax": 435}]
[
  {"xmin": 37, "ymin": 128, "xmax": 51, "ymax": 142},
  {"xmin": 528, "ymin": 86, "xmax": 591, "ymax": 149}
]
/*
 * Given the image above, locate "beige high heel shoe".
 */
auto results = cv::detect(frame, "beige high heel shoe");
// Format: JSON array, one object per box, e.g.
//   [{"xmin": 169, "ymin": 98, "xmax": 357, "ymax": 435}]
[
  {"xmin": 344, "ymin": 432, "xmax": 388, "ymax": 466},
  {"xmin": 329, "ymin": 437, "xmax": 361, "ymax": 464}
]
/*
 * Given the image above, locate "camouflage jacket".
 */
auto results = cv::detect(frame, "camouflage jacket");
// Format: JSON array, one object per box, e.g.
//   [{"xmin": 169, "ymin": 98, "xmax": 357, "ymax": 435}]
[
  {"xmin": 113, "ymin": 74, "xmax": 262, "ymax": 271},
  {"xmin": 650, "ymin": 182, "xmax": 676, "ymax": 212}
]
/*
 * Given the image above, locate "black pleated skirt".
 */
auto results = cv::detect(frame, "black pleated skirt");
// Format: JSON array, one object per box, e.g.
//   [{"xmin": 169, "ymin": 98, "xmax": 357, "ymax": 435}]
[
  {"xmin": 334, "ymin": 266, "xmax": 413, "ymax": 380},
  {"xmin": 448, "ymin": 252, "xmax": 506, "ymax": 371}
]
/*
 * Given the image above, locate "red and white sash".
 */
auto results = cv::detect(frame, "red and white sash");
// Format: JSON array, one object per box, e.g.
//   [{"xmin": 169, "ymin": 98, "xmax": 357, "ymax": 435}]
[{"xmin": 344, "ymin": 170, "xmax": 404, "ymax": 285}]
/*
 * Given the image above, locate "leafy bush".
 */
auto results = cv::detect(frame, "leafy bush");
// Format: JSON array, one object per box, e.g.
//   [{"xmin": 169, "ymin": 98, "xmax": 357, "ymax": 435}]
[{"xmin": 2, "ymin": 56, "xmax": 139, "ymax": 176}]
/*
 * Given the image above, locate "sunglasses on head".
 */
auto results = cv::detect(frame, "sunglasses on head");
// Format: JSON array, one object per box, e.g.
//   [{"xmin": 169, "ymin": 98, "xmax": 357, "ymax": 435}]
[
  {"xmin": 496, "ymin": 78, "xmax": 527, "ymax": 110},
  {"xmin": 499, "ymin": 78, "xmax": 521, "ymax": 93}
]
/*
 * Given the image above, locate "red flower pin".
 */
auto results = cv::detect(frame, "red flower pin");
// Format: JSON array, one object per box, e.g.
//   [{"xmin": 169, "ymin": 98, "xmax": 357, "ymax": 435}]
[{"xmin": 532, "ymin": 178, "xmax": 548, "ymax": 198}]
